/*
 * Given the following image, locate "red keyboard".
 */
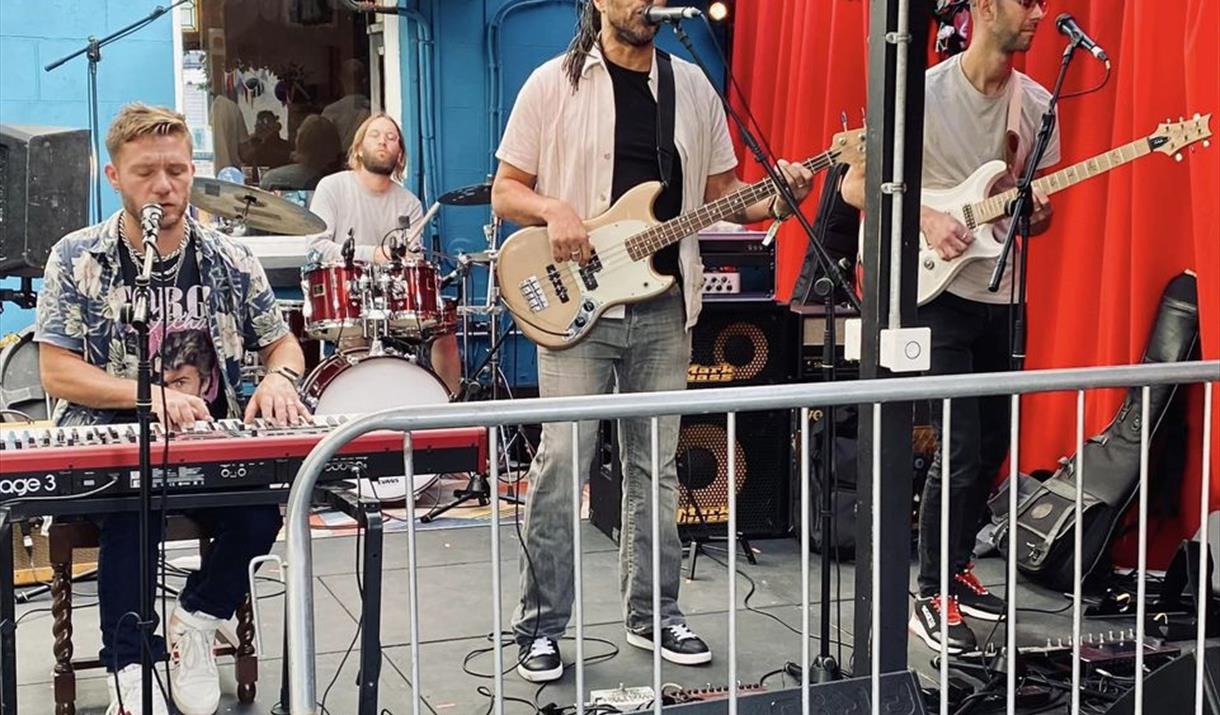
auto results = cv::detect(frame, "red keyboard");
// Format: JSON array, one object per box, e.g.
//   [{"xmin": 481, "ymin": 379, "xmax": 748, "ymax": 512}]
[{"xmin": 0, "ymin": 416, "xmax": 487, "ymax": 502}]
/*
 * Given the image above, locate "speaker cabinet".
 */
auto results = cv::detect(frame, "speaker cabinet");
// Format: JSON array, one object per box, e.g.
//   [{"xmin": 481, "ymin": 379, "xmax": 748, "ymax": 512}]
[
  {"xmin": 0, "ymin": 124, "xmax": 90, "ymax": 277},
  {"xmin": 589, "ymin": 409, "xmax": 793, "ymax": 542},
  {"xmin": 687, "ymin": 297, "xmax": 796, "ymax": 387},
  {"xmin": 1104, "ymin": 645, "xmax": 1220, "ymax": 714}
]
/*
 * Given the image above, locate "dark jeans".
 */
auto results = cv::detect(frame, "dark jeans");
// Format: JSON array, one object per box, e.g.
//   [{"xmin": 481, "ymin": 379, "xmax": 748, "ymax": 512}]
[
  {"xmin": 916, "ymin": 293, "xmax": 1012, "ymax": 596},
  {"xmin": 97, "ymin": 505, "xmax": 282, "ymax": 672}
]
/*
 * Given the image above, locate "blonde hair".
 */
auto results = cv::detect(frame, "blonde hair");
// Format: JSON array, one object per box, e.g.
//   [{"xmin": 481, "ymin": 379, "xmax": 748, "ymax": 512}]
[
  {"xmin": 105, "ymin": 103, "xmax": 193, "ymax": 159},
  {"xmin": 347, "ymin": 112, "xmax": 406, "ymax": 181}
]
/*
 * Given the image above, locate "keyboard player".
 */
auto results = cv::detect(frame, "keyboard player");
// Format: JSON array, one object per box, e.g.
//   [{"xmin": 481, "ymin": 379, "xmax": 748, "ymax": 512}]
[{"xmin": 33, "ymin": 103, "xmax": 309, "ymax": 715}]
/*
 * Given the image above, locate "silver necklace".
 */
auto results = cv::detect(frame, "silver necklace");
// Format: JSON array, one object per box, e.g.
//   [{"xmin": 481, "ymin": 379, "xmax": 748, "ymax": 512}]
[{"xmin": 120, "ymin": 218, "xmax": 190, "ymax": 287}]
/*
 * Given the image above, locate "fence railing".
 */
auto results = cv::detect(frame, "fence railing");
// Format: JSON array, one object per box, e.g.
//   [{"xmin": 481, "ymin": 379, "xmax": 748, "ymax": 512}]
[{"xmin": 283, "ymin": 360, "xmax": 1219, "ymax": 715}]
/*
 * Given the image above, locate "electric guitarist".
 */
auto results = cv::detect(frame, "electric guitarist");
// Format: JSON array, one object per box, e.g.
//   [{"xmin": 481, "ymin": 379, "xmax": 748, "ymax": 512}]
[{"xmin": 843, "ymin": 0, "xmax": 1059, "ymax": 655}]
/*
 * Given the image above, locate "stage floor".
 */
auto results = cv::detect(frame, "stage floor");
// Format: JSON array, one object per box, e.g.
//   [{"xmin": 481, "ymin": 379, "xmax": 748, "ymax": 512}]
[{"xmin": 8, "ymin": 519, "xmax": 1188, "ymax": 714}]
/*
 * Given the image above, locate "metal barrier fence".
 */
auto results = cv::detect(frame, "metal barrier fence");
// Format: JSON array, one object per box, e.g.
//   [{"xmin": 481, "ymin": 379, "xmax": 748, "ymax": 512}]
[{"xmin": 283, "ymin": 360, "xmax": 1219, "ymax": 715}]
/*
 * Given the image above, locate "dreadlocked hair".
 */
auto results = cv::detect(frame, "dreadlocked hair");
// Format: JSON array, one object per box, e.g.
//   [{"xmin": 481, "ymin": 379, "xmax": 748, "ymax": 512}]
[{"xmin": 562, "ymin": 1, "xmax": 602, "ymax": 90}]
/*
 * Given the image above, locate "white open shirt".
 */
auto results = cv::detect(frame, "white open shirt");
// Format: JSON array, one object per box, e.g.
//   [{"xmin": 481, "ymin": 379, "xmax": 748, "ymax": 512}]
[{"xmin": 495, "ymin": 45, "xmax": 738, "ymax": 328}]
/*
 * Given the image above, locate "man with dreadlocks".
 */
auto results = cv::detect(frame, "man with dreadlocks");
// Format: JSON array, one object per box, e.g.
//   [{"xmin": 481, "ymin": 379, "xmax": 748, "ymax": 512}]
[{"xmin": 491, "ymin": 0, "xmax": 814, "ymax": 682}]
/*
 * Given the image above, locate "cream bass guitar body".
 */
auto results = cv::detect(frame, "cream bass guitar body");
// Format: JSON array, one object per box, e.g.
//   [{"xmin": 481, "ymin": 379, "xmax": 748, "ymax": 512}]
[{"xmin": 497, "ymin": 129, "xmax": 866, "ymax": 349}]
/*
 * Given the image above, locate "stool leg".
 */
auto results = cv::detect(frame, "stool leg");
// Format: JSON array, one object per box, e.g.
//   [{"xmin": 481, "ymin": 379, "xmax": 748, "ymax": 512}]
[
  {"xmin": 235, "ymin": 597, "xmax": 257, "ymax": 704},
  {"xmin": 51, "ymin": 557, "xmax": 75, "ymax": 715}
]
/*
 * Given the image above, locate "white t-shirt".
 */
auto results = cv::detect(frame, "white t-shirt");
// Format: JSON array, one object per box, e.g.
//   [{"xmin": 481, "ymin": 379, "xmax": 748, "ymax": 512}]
[
  {"xmin": 308, "ymin": 170, "xmax": 425, "ymax": 263},
  {"xmin": 495, "ymin": 46, "xmax": 738, "ymax": 328},
  {"xmin": 922, "ymin": 53, "xmax": 1060, "ymax": 304},
  {"xmin": 210, "ymin": 95, "xmax": 249, "ymax": 171}
]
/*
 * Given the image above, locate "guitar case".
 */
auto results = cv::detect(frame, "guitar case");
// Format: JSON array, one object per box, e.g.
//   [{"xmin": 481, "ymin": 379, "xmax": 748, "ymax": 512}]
[{"xmin": 1003, "ymin": 272, "xmax": 1199, "ymax": 591}]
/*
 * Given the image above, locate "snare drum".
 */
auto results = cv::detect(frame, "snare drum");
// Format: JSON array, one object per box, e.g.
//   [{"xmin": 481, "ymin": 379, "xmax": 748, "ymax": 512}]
[{"xmin": 301, "ymin": 262, "xmax": 366, "ymax": 341}]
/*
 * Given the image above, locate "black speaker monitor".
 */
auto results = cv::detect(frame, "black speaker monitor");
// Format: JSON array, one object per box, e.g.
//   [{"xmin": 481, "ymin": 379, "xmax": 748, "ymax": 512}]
[{"xmin": 0, "ymin": 124, "xmax": 91, "ymax": 277}]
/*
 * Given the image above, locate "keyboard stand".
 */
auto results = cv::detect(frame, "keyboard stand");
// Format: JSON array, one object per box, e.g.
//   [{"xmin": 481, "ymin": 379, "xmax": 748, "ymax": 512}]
[{"xmin": 314, "ymin": 486, "xmax": 384, "ymax": 715}]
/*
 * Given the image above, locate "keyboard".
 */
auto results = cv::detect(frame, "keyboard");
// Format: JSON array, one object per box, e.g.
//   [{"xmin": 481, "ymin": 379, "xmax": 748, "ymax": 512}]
[{"xmin": 0, "ymin": 416, "xmax": 487, "ymax": 503}]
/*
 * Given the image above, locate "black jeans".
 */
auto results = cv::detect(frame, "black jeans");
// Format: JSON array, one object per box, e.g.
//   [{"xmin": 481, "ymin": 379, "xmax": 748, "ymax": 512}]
[
  {"xmin": 96, "ymin": 505, "xmax": 282, "ymax": 672},
  {"xmin": 916, "ymin": 293, "xmax": 1012, "ymax": 596}
]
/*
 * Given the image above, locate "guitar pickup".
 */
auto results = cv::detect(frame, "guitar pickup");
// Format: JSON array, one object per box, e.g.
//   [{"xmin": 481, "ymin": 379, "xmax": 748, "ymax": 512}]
[
  {"xmin": 519, "ymin": 276, "xmax": 549, "ymax": 313},
  {"xmin": 578, "ymin": 250, "xmax": 603, "ymax": 291},
  {"xmin": 545, "ymin": 264, "xmax": 571, "ymax": 303}
]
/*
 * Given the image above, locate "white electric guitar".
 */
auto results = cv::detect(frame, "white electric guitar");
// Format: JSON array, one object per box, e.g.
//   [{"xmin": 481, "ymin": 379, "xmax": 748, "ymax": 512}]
[
  {"xmin": 895, "ymin": 114, "xmax": 1212, "ymax": 306},
  {"xmin": 496, "ymin": 128, "xmax": 867, "ymax": 349}
]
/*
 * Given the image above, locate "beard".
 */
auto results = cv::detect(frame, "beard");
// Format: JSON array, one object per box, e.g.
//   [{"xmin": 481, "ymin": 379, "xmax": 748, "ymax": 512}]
[
  {"xmin": 608, "ymin": 11, "xmax": 657, "ymax": 47},
  {"xmin": 360, "ymin": 150, "xmax": 398, "ymax": 176}
]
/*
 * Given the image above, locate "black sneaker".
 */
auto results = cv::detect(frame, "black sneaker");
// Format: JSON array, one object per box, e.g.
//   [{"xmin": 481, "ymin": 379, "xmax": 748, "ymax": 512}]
[
  {"xmin": 517, "ymin": 637, "xmax": 563, "ymax": 683},
  {"xmin": 909, "ymin": 595, "xmax": 977, "ymax": 655},
  {"xmin": 625, "ymin": 624, "xmax": 713, "ymax": 665},
  {"xmin": 951, "ymin": 563, "xmax": 1006, "ymax": 622}
]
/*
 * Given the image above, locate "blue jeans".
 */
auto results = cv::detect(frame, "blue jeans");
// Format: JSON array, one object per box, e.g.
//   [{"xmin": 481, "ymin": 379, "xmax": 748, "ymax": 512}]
[
  {"xmin": 96, "ymin": 505, "xmax": 283, "ymax": 672},
  {"xmin": 512, "ymin": 287, "xmax": 691, "ymax": 645}
]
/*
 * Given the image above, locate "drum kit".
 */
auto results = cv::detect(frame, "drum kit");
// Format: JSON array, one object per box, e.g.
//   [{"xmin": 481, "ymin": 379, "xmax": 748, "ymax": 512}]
[{"xmin": 189, "ymin": 177, "xmax": 523, "ymax": 508}]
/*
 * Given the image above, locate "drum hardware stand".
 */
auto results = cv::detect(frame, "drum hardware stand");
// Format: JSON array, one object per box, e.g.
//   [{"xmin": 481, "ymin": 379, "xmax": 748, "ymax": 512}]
[{"xmin": 422, "ymin": 213, "xmax": 529, "ymax": 523}]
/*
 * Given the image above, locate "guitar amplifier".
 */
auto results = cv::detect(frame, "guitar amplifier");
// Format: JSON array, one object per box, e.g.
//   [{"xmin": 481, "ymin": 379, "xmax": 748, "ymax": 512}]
[
  {"xmin": 791, "ymin": 302, "xmax": 859, "ymax": 381},
  {"xmin": 688, "ymin": 297, "xmax": 797, "ymax": 387},
  {"xmin": 697, "ymin": 230, "xmax": 774, "ymax": 297}
]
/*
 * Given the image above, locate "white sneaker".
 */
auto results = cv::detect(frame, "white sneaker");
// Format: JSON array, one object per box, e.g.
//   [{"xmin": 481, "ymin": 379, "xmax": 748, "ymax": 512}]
[
  {"xmin": 168, "ymin": 606, "xmax": 222, "ymax": 715},
  {"xmin": 106, "ymin": 663, "xmax": 170, "ymax": 715}
]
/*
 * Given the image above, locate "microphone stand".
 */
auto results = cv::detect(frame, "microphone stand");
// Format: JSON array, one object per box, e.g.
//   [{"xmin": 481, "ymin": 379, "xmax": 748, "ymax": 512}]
[
  {"xmin": 667, "ymin": 19, "xmax": 854, "ymax": 681},
  {"xmin": 120, "ymin": 234, "xmax": 161, "ymax": 715},
  {"xmin": 43, "ymin": 0, "xmax": 192, "ymax": 223},
  {"xmin": 988, "ymin": 36, "xmax": 1079, "ymax": 371},
  {"xmin": 668, "ymin": 21, "xmax": 861, "ymax": 315}
]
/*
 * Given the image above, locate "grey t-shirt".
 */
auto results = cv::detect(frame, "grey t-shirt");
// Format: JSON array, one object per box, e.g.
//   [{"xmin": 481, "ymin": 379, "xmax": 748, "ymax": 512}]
[
  {"xmin": 308, "ymin": 170, "xmax": 425, "ymax": 263},
  {"xmin": 922, "ymin": 54, "xmax": 1060, "ymax": 304}
]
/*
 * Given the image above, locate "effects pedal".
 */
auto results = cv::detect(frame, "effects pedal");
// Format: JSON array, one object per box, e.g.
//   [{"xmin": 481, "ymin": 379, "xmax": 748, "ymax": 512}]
[{"xmin": 588, "ymin": 685, "xmax": 655, "ymax": 712}]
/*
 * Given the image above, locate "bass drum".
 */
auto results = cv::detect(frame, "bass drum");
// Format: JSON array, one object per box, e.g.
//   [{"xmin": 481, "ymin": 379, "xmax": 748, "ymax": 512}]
[{"xmin": 300, "ymin": 348, "xmax": 451, "ymax": 502}]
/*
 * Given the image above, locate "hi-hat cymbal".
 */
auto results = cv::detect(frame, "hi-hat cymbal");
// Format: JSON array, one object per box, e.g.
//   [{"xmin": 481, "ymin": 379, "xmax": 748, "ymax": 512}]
[
  {"xmin": 438, "ymin": 182, "xmax": 492, "ymax": 206},
  {"xmin": 191, "ymin": 177, "xmax": 326, "ymax": 235}
]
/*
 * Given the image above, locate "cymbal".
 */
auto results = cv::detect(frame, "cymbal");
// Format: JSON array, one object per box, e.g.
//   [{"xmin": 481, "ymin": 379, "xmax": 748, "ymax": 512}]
[
  {"xmin": 438, "ymin": 182, "xmax": 491, "ymax": 206},
  {"xmin": 191, "ymin": 178, "xmax": 326, "ymax": 235}
]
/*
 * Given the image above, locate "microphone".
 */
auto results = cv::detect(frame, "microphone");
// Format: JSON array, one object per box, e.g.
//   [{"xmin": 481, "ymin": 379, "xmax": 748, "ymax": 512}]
[
  {"xmin": 139, "ymin": 203, "xmax": 163, "ymax": 248},
  {"xmin": 341, "ymin": 228, "xmax": 356, "ymax": 266},
  {"xmin": 439, "ymin": 252, "xmax": 472, "ymax": 289},
  {"xmin": 643, "ymin": 4, "xmax": 702, "ymax": 25},
  {"xmin": 1056, "ymin": 13, "xmax": 1110, "ymax": 66}
]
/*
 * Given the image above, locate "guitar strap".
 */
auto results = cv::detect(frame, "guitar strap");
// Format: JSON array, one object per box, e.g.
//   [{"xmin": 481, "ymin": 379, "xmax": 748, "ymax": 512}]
[
  {"xmin": 655, "ymin": 49, "xmax": 677, "ymax": 188},
  {"xmin": 1006, "ymin": 76, "xmax": 1028, "ymax": 177}
]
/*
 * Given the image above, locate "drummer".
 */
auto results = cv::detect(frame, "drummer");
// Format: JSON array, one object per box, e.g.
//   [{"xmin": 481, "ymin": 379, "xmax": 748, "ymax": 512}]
[{"xmin": 308, "ymin": 112, "xmax": 462, "ymax": 394}]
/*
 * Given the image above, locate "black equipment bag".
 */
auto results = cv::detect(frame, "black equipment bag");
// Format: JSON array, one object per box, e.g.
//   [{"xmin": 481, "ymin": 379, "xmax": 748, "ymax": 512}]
[{"xmin": 1006, "ymin": 273, "xmax": 1200, "ymax": 590}]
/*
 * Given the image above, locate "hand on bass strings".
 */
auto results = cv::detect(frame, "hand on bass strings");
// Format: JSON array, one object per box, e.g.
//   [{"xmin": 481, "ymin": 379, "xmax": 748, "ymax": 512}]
[{"xmin": 542, "ymin": 198, "xmax": 591, "ymax": 266}]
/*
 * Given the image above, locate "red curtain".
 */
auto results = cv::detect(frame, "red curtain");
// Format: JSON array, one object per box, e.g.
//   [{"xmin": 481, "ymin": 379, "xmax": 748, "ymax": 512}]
[{"xmin": 730, "ymin": 0, "xmax": 1220, "ymax": 567}]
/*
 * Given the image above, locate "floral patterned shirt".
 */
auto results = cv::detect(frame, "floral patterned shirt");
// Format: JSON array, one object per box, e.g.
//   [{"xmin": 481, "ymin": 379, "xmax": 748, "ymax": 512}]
[{"xmin": 34, "ymin": 211, "xmax": 290, "ymax": 426}]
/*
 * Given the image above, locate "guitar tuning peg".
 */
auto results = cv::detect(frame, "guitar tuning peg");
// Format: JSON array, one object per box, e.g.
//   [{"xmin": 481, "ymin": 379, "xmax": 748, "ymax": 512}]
[
  {"xmin": 1180, "ymin": 116, "xmax": 1185, "ymax": 122},
  {"xmin": 1176, "ymin": 153, "xmax": 1184, "ymax": 162},
  {"xmin": 840, "ymin": 110, "xmax": 849, "ymax": 132},
  {"xmin": 1204, "ymin": 140, "xmax": 1212, "ymax": 148},
  {"xmin": 1194, "ymin": 112, "xmax": 1202, "ymax": 119}
]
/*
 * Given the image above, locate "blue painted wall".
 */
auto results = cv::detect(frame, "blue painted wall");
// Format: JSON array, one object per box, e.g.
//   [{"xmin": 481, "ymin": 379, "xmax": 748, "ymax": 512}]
[{"xmin": 0, "ymin": 0, "xmax": 176, "ymax": 336}]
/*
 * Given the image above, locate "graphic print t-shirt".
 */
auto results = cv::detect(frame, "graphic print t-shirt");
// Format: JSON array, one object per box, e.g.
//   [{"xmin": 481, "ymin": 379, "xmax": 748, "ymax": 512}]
[{"xmin": 116, "ymin": 237, "xmax": 228, "ymax": 422}]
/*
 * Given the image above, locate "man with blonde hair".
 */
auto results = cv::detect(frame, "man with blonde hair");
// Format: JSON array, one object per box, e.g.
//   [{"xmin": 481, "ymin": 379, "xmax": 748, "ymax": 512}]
[
  {"xmin": 308, "ymin": 111, "xmax": 462, "ymax": 391},
  {"xmin": 35, "ymin": 102, "xmax": 309, "ymax": 715}
]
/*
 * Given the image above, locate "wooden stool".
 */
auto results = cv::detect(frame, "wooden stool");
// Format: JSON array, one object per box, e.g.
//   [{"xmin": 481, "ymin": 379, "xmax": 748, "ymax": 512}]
[{"xmin": 48, "ymin": 518, "xmax": 258, "ymax": 715}]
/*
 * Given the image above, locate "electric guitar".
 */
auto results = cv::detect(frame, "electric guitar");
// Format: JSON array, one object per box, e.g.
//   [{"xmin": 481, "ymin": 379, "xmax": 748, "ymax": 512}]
[
  {"xmin": 896, "ymin": 114, "xmax": 1212, "ymax": 306},
  {"xmin": 496, "ymin": 128, "xmax": 867, "ymax": 349}
]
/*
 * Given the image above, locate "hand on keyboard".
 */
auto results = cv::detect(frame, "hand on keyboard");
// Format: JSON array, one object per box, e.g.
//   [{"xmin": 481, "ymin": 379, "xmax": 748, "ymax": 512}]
[
  {"xmin": 244, "ymin": 372, "xmax": 311, "ymax": 427},
  {"xmin": 153, "ymin": 386, "xmax": 212, "ymax": 432}
]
